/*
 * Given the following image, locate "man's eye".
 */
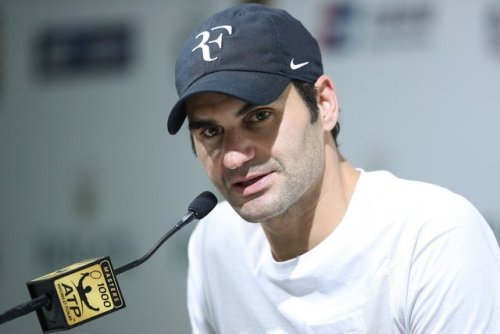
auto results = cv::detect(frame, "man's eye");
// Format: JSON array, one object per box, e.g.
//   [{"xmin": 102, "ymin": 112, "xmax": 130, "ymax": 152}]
[
  {"xmin": 249, "ymin": 110, "xmax": 271, "ymax": 122},
  {"xmin": 201, "ymin": 126, "xmax": 223, "ymax": 138}
]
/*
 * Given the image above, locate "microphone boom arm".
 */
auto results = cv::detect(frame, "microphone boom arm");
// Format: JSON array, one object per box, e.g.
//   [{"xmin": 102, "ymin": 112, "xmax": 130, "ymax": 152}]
[
  {"xmin": 0, "ymin": 191, "xmax": 217, "ymax": 328},
  {"xmin": 114, "ymin": 210, "xmax": 196, "ymax": 275}
]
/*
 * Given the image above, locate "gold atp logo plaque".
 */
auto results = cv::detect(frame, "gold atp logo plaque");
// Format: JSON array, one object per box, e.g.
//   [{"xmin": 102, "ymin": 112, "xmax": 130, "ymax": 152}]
[
  {"xmin": 54, "ymin": 259, "xmax": 124, "ymax": 326},
  {"xmin": 27, "ymin": 256, "xmax": 126, "ymax": 331}
]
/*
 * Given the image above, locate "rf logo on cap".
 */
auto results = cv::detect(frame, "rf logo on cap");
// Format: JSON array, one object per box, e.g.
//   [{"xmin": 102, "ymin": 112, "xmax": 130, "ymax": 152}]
[{"xmin": 192, "ymin": 25, "xmax": 233, "ymax": 62}]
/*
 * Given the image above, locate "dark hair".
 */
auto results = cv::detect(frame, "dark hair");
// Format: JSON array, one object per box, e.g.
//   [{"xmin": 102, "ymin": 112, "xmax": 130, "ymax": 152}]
[
  {"xmin": 292, "ymin": 80, "xmax": 340, "ymax": 146},
  {"xmin": 189, "ymin": 81, "xmax": 341, "ymax": 154}
]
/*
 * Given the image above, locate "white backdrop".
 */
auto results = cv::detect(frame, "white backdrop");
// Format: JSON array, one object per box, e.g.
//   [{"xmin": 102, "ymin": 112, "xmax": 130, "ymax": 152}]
[{"xmin": 0, "ymin": 0, "xmax": 498, "ymax": 333}]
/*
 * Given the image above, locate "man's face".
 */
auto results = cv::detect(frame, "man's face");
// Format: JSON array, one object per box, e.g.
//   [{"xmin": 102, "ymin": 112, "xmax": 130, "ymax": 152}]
[{"xmin": 186, "ymin": 84, "xmax": 326, "ymax": 223}]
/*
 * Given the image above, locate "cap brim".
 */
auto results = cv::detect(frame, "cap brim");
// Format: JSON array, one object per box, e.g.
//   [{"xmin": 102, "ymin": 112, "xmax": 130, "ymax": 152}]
[{"xmin": 167, "ymin": 71, "xmax": 291, "ymax": 134}]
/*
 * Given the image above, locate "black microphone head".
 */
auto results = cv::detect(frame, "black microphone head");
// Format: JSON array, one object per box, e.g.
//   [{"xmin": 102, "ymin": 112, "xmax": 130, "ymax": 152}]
[{"xmin": 188, "ymin": 191, "xmax": 218, "ymax": 219}]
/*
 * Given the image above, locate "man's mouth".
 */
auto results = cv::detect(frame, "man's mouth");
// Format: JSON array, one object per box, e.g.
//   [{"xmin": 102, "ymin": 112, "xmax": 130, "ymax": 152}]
[
  {"xmin": 231, "ymin": 172, "xmax": 273, "ymax": 196},
  {"xmin": 235, "ymin": 175, "xmax": 266, "ymax": 187}
]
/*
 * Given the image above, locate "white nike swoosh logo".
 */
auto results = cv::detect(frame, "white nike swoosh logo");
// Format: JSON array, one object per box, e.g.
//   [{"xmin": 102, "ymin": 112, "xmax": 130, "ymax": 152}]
[{"xmin": 290, "ymin": 58, "xmax": 309, "ymax": 70}]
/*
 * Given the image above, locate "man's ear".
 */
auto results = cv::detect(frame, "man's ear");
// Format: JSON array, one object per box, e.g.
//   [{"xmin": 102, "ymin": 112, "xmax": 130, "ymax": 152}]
[{"xmin": 315, "ymin": 75, "xmax": 339, "ymax": 132}]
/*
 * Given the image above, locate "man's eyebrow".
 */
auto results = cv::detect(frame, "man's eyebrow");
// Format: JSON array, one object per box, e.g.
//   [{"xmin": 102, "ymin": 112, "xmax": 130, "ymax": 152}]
[
  {"xmin": 188, "ymin": 119, "xmax": 214, "ymax": 131},
  {"xmin": 235, "ymin": 103, "xmax": 257, "ymax": 117},
  {"xmin": 188, "ymin": 102, "xmax": 258, "ymax": 131}
]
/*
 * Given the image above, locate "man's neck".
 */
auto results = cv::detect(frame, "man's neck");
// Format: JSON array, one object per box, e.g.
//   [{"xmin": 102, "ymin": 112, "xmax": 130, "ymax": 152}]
[{"xmin": 260, "ymin": 151, "xmax": 359, "ymax": 262}]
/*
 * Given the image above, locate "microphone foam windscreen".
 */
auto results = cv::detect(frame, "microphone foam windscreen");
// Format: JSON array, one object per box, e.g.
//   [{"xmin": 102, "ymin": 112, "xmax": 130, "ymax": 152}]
[{"xmin": 189, "ymin": 191, "xmax": 218, "ymax": 219}]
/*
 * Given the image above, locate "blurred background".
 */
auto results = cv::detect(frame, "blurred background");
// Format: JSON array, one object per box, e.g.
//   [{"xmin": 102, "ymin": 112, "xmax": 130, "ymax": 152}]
[{"xmin": 0, "ymin": 0, "xmax": 498, "ymax": 333}]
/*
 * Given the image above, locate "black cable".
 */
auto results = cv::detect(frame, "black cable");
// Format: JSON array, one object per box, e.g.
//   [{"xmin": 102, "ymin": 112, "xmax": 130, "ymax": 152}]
[{"xmin": 0, "ymin": 294, "xmax": 50, "ymax": 325}]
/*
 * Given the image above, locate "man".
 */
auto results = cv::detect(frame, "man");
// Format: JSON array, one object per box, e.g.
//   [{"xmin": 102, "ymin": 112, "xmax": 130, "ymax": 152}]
[{"xmin": 167, "ymin": 4, "xmax": 500, "ymax": 333}]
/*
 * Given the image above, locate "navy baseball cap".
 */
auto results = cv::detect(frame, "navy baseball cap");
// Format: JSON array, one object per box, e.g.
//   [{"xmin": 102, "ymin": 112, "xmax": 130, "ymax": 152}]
[{"xmin": 167, "ymin": 3, "xmax": 323, "ymax": 134}]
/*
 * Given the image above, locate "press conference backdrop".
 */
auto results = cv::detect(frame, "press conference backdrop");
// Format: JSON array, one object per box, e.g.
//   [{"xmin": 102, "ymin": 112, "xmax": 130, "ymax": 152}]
[{"xmin": 0, "ymin": 0, "xmax": 498, "ymax": 333}]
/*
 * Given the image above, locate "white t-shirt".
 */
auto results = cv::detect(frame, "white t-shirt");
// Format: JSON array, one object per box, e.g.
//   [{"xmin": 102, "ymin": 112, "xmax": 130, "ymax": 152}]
[{"xmin": 187, "ymin": 170, "xmax": 500, "ymax": 333}]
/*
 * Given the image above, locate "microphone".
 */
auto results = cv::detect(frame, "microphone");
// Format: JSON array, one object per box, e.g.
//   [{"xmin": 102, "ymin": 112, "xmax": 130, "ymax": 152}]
[
  {"xmin": 0, "ymin": 191, "xmax": 217, "ymax": 332},
  {"xmin": 114, "ymin": 191, "xmax": 217, "ymax": 275}
]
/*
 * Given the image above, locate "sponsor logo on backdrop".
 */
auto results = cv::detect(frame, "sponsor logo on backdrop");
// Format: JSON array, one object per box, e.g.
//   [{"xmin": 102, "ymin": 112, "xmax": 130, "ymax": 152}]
[
  {"xmin": 318, "ymin": 2, "xmax": 434, "ymax": 54},
  {"xmin": 487, "ymin": 7, "xmax": 500, "ymax": 56},
  {"xmin": 34, "ymin": 22, "xmax": 133, "ymax": 78}
]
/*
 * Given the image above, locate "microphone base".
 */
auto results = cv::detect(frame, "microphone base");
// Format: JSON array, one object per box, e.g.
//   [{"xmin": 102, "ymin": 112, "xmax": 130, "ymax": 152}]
[{"xmin": 27, "ymin": 256, "xmax": 126, "ymax": 332}]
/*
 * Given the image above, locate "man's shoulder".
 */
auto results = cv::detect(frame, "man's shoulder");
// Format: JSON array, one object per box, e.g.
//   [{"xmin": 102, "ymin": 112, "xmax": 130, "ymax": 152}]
[
  {"xmin": 341, "ymin": 170, "xmax": 487, "ymax": 251},
  {"xmin": 363, "ymin": 170, "xmax": 473, "ymax": 211},
  {"xmin": 360, "ymin": 170, "xmax": 486, "ymax": 233}
]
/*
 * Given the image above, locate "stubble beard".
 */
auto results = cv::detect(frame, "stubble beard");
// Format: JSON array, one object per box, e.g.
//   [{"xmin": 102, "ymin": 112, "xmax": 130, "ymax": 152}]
[{"xmin": 221, "ymin": 154, "xmax": 324, "ymax": 224}]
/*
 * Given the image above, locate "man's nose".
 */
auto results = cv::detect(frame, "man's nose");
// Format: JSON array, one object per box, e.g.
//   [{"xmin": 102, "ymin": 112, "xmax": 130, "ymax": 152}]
[{"xmin": 222, "ymin": 133, "xmax": 255, "ymax": 170}]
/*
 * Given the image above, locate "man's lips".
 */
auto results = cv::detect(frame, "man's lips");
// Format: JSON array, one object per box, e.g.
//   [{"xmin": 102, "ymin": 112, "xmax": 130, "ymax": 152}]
[
  {"xmin": 234, "ymin": 174, "xmax": 266, "ymax": 187},
  {"xmin": 230, "ymin": 172, "xmax": 274, "ymax": 196}
]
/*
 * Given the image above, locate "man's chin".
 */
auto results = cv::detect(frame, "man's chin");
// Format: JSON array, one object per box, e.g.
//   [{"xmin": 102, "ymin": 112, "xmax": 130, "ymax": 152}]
[{"xmin": 230, "ymin": 194, "xmax": 284, "ymax": 223}]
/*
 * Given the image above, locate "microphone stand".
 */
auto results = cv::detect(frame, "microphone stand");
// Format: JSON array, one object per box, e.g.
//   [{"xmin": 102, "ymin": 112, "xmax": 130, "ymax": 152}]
[{"xmin": 0, "ymin": 210, "xmax": 197, "ymax": 325}]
